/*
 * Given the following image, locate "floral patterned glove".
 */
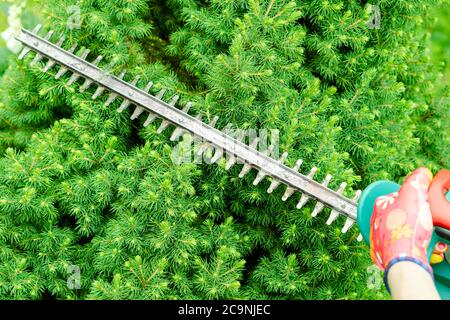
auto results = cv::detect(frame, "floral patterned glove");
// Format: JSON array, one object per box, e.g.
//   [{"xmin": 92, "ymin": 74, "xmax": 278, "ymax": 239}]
[{"xmin": 369, "ymin": 167, "xmax": 434, "ymax": 291}]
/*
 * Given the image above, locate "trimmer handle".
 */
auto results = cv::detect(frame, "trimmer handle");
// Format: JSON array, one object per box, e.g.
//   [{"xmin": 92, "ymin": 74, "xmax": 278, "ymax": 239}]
[
  {"xmin": 357, "ymin": 168, "xmax": 450, "ymax": 299},
  {"xmin": 357, "ymin": 169, "xmax": 450, "ymax": 243},
  {"xmin": 429, "ymin": 169, "xmax": 450, "ymax": 229}
]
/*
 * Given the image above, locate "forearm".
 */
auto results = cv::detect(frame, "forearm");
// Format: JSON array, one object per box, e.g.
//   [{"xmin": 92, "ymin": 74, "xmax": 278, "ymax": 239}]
[{"xmin": 387, "ymin": 261, "xmax": 440, "ymax": 300}]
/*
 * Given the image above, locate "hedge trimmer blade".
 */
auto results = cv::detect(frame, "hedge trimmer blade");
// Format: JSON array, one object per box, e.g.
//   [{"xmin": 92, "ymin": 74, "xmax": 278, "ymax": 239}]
[{"xmin": 15, "ymin": 25, "xmax": 363, "ymax": 240}]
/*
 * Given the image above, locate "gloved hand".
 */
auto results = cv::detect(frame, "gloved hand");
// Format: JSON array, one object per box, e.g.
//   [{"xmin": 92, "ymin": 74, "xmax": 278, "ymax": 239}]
[{"xmin": 369, "ymin": 167, "xmax": 434, "ymax": 290}]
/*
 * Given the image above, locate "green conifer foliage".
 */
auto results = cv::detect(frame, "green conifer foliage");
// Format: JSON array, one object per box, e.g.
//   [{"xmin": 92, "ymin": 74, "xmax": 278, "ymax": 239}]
[{"xmin": 0, "ymin": 0, "xmax": 448, "ymax": 299}]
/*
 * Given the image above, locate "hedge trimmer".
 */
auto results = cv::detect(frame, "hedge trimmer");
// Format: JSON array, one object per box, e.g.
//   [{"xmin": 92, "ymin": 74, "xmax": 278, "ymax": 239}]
[{"xmin": 15, "ymin": 25, "xmax": 450, "ymax": 298}]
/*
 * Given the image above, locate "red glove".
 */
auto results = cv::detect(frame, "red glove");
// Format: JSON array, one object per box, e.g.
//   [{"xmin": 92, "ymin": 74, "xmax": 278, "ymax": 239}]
[{"xmin": 369, "ymin": 168, "xmax": 434, "ymax": 290}]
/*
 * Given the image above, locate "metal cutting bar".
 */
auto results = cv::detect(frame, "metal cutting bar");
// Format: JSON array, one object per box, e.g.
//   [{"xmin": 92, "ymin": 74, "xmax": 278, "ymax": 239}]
[{"xmin": 15, "ymin": 28, "xmax": 358, "ymax": 221}]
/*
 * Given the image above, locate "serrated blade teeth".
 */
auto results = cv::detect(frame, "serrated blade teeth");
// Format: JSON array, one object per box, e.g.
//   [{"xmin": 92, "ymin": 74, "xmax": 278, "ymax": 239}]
[
  {"xmin": 157, "ymin": 95, "xmax": 179, "ymax": 129},
  {"xmin": 30, "ymin": 30, "xmax": 54, "ymax": 65},
  {"xmin": 252, "ymin": 172, "xmax": 265, "ymax": 186},
  {"xmin": 55, "ymin": 65, "xmax": 69, "ymax": 79},
  {"xmin": 209, "ymin": 116, "xmax": 219, "ymax": 127},
  {"xmin": 295, "ymin": 167, "xmax": 317, "ymax": 209},
  {"xmin": 66, "ymin": 49, "xmax": 90, "ymax": 85},
  {"xmin": 155, "ymin": 88, "xmax": 166, "ymax": 100},
  {"xmin": 68, "ymin": 43, "xmax": 78, "ymax": 53},
  {"xmin": 105, "ymin": 71, "xmax": 125, "ymax": 105},
  {"xmin": 182, "ymin": 102, "xmax": 192, "ymax": 113},
  {"xmin": 322, "ymin": 174, "xmax": 332, "ymax": 185},
  {"xmin": 157, "ymin": 119, "xmax": 171, "ymax": 133},
  {"xmin": 43, "ymin": 59, "xmax": 56, "ymax": 72},
  {"xmin": 196, "ymin": 116, "xmax": 219, "ymax": 155},
  {"xmin": 133, "ymin": 108, "xmax": 147, "ymax": 121},
  {"xmin": 30, "ymin": 53, "xmax": 43, "ymax": 66},
  {"xmin": 265, "ymin": 145, "xmax": 275, "ymax": 155},
  {"xmin": 267, "ymin": 179, "xmax": 281, "ymax": 193},
  {"xmin": 308, "ymin": 167, "xmax": 318, "ymax": 177},
  {"xmin": 143, "ymin": 113, "xmax": 157, "ymax": 127},
  {"xmin": 106, "ymin": 92, "xmax": 119, "ymax": 106},
  {"xmin": 222, "ymin": 123, "xmax": 233, "ymax": 134},
  {"xmin": 138, "ymin": 83, "xmax": 154, "ymax": 119},
  {"xmin": 325, "ymin": 181, "xmax": 347, "ymax": 225},
  {"xmin": 238, "ymin": 163, "xmax": 252, "ymax": 178},
  {"xmin": 80, "ymin": 56, "xmax": 101, "ymax": 91},
  {"xmin": 80, "ymin": 48, "xmax": 90, "ymax": 59},
  {"xmin": 220, "ymin": 125, "xmax": 237, "ymax": 170},
  {"xmin": 210, "ymin": 148, "xmax": 223, "ymax": 164},
  {"xmin": 80, "ymin": 79, "xmax": 93, "ymax": 92},
  {"xmin": 170, "ymin": 129, "xmax": 183, "ymax": 141},
  {"xmin": 253, "ymin": 145, "xmax": 274, "ymax": 186},
  {"xmin": 118, "ymin": 70, "xmax": 127, "ymax": 79},
  {"xmin": 55, "ymin": 35, "xmax": 66, "ymax": 46},
  {"xmin": 117, "ymin": 100, "xmax": 131, "ymax": 113},
  {"xmin": 54, "ymin": 44, "xmax": 77, "ymax": 78},
  {"xmin": 143, "ymin": 112, "xmax": 157, "ymax": 126},
  {"xmin": 67, "ymin": 72, "xmax": 81, "ymax": 86},
  {"xmin": 42, "ymin": 36, "xmax": 66, "ymax": 72},
  {"xmin": 326, "ymin": 210, "xmax": 340, "ymax": 225},
  {"xmin": 62, "ymin": 43, "xmax": 78, "ymax": 59},
  {"xmin": 143, "ymin": 81, "xmax": 153, "ymax": 92},
  {"xmin": 196, "ymin": 142, "xmax": 210, "ymax": 156},
  {"xmin": 234, "ymin": 138, "xmax": 258, "ymax": 173},
  {"xmin": 353, "ymin": 190, "xmax": 362, "ymax": 201},
  {"xmin": 32, "ymin": 24, "xmax": 42, "ymax": 33},
  {"xmin": 92, "ymin": 55, "xmax": 103, "ymax": 66},
  {"xmin": 45, "ymin": 30, "xmax": 55, "ymax": 39},
  {"xmin": 118, "ymin": 76, "xmax": 144, "ymax": 112},
  {"xmin": 311, "ymin": 202, "xmax": 325, "ymax": 217},
  {"xmin": 293, "ymin": 159, "xmax": 303, "ymax": 171},
  {"xmin": 340, "ymin": 191, "xmax": 361, "ymax": 233},
  {"xmin": 131, "ymin": 75, "xmax": 141, "ymax": 86},
  {"xmin": 266, "ymin": 153, "xmax": 290, "ymax": 193},
  {"xmin": 16, "ymin": 27, "xmax": 366, "ymax": 243},
  {"xmin": 117, "ymin": 94, "xmax": 134, "ymax": 112},
  {"xmin": 168, "ymin": 95, "xmax": 180, "ymax": 106},
  {"xmin": 341, "ymin": 218, "xmax": 355, "ymax": 234},
  {"xmin": 18, "ymin": 24, "xmax": 42, "ymax": 60},
  {"xmin": 92, "ymin": 86, "xmax": 105, "ymax": 100},
  {"xmin": 18, "ymin": 47, "xmax": 32, "ymax": 60},
  {"xmin": 296, "ymin": 193, "xmax": 310, "ymax": 208},
  {"xmin": 170, "ymin": 127, "xmax": 184, "ymax": 141},
  {"xmin": 311, "ymin": 174, "xmax": 332, "ymax": 217},
  {"xmin": 282, "ymin": 187, "xmax": 295, "ymax": 201},
  {"xmin": 225, "ymin": 154, "xmax": 236, "ymax": 170},
  {"xmin": 279, "ymin": 151, "xmax": 289, "ymax": 162},
  {"xmin": 169, "ymin": 108, "xmax": 194, "ymax": 141},
  {"xmin": 336, "ymin": 181, "xmax": 347, "ymax": 193},
  {"xmin": 253, "ymin": 169, "xmax": 268, "ymax": 186},
  {"xmin": 138, "ymin": 89, "xmax": 166, "ymax": 118},
  {"xmin": 130, "ymin": 81, "xmax": 149, "ymax": 119},
  {"xmin": 249, "ymin": 137, "xmax": 259, "ymax": 149},
  {"xmin": 260, "ymin": 145, "xmax": 274, "ymax": 158},
  {"xmin": 281, "ymin": 156, "xmax": 300, "ymax": 199}
]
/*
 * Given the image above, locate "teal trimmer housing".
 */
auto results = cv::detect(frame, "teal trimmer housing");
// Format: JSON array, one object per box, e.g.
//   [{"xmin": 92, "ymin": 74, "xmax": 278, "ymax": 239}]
[{"xmin": 357, "ymin": 180, "xmax": 450, "ymax": 299}]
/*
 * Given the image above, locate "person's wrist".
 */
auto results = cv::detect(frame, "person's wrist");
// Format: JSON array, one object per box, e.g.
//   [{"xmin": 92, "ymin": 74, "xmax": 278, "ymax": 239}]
[
  {"xmin": 388, "ymin": 260, "xmax": 433, "ymax": 280},
  {"xmin": 384, "ymin": 256, "xmax": 434, "ymax": 293},
  {"xmin": 386, "ymin": 260, "xmax": 439, "ymax": 300}
]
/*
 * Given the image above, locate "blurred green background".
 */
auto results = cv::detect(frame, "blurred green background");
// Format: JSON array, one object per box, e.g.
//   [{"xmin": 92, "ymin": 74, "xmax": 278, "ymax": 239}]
[
  {"xmin": 0, "ymin": 0, "xmax": 41, "ymax": 75},
  {"xmin": 0, "ymin": 0, "xmax": 450, "ymax": 77},
  {"xmin": 1, "ymin": 1, "xmax": 449, "ymax": 81},
  {"xmin": 430, "ymin": 3, "xmax": 450, "ymax": 85}
]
